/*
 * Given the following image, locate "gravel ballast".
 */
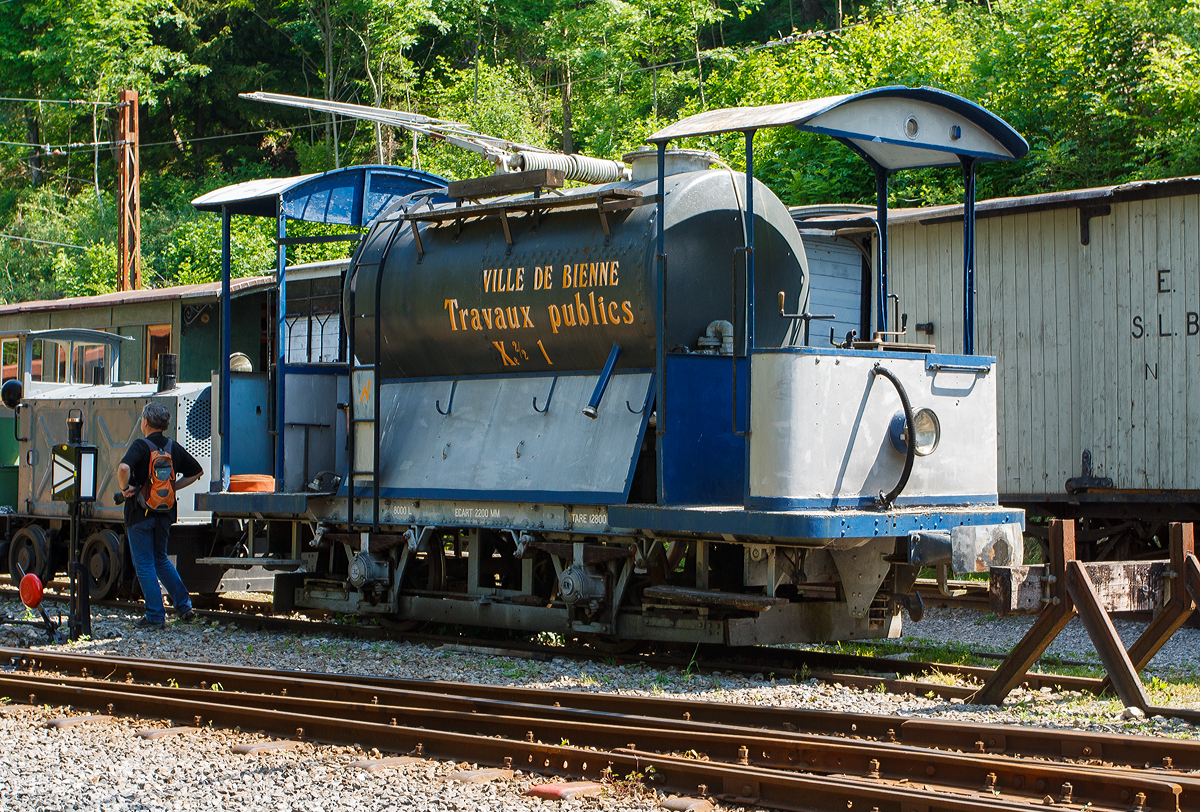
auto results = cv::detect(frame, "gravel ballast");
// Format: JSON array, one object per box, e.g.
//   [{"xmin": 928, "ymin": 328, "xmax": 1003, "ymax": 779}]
[{"xmin": 1, "ymin": 594, "xmax": 1197, "ymax": 810}]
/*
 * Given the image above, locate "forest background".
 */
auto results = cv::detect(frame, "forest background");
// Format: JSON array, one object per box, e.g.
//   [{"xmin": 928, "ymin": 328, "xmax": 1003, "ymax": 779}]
[{"xmin": 2, "ymin": 0, "xmax": 1199, "ymax": 301}]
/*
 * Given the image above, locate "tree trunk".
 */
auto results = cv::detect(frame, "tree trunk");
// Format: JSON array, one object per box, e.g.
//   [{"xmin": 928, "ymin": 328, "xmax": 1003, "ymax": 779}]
[
  {"xmin": 561, "ymin": 64, "xmax": 574, "ymax": 154},
  {"xmin": 25, "ymin": 107, "xmax": 42, "ymax": 187}
]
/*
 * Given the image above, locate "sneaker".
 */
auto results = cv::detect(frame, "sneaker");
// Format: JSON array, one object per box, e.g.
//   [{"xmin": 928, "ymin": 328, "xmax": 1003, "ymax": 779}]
[
  {"xmin": 177, "ymin": 609, "xmax": 197, "ymax": 623},
  {"xmin": 134, "ymin": 616, "xmax": 165, "ymax": 630}
]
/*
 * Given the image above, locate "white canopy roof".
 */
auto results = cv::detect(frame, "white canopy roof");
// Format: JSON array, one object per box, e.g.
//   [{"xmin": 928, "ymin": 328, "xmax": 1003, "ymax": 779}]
[{"xmin": 649, "ymin": 86, "xmax": 1028, "ymax": 170}]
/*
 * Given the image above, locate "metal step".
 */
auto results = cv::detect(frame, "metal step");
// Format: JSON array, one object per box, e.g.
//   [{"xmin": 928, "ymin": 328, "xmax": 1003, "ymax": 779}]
[{"xmin": 195, "ymin": 557, "xmax": 306, "ymax": 572}]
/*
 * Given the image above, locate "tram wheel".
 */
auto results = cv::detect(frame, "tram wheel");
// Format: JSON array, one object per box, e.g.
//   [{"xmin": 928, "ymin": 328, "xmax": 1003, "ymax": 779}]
[
  {"xmin": 8, "ymin": 525, "xmax": 52, "ymax": 585},
  {"xmin": 82, "ymin": 530, "xmax": 123, "ymax": 600}
]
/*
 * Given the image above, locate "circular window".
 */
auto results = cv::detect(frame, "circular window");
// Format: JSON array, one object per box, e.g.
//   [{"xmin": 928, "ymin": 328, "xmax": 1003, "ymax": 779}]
[{"xmin": 905, "ymin": 116, "xmax": 920, "ymax": 139}]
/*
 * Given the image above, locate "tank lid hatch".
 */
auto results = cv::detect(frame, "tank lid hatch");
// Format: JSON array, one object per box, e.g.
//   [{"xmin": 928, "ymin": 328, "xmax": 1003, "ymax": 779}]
[{"xmin": 622, "ymin": 148, "xmax": 719, "ymax": 182}]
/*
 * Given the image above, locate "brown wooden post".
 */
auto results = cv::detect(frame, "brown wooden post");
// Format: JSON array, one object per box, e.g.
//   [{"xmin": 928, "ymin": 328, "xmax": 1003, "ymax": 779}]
[
  {"xmin": 1100, "ymin": 523, "xmax": 1195, "ymax": 696},
  {"xmin": 115, "ymin": 89, "xmax": 141, "ymax": 291},
  {"xmin": 1066, "ymin": 559, "xmax": 1151, "ymax": 711},
  {"xmin": 1186, "ymin": 551, "xmax": 1200, "ymax": 608},
  {"xmin": 971, "ymin": 519, "xmax": 1076, "ymax": 706}
]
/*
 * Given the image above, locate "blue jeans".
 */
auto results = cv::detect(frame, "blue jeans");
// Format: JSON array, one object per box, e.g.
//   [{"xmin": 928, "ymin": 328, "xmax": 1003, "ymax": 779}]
[{"xmin": 126, "ymin": 514, "xmax": 192, "ymax": 623}]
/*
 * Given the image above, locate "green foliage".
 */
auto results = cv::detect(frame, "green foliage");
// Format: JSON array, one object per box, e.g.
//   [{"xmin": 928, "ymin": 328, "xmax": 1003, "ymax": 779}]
[
  {"xmin": 412, "ymin": 58, "xmax": 554, "ymax": 180},
  {"xmin": 4, "ymin": 0, "xmax": 1200, "ymax": 301}
]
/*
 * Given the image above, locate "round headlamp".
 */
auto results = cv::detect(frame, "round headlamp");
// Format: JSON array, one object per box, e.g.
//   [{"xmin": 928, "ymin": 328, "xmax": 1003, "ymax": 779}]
[
  {"xmin": 911, "ymin": 408, "xmax": 941, "ymax": 456},
  {"xmin": 889, "ymin": 408, "xmax": 941, "ymax": 456}
]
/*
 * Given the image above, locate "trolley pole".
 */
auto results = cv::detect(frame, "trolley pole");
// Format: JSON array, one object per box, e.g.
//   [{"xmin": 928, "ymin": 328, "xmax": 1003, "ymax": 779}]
[{"xmin": 116, "ymin": 89, "xmax": 141, "ymax": 291}]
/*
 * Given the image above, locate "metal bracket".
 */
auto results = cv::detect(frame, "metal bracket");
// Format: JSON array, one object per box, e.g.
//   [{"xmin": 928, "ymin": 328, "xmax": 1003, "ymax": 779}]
[
  {"xmin": 436, "ymin": 380, "xmax": 457, "ymax": 416},
  {"xmin": 1079, "ymin": 204, "xmax": 1111, "ymax": 246},
  {"xmin": 409, "ymin": 220, "xmax": 424, "ymax": 259},
  {"xmin": 533, "ymin": 377, "xmax": 557, "ymax": 413},
  {"xmin": 403, "ymin": 525, "xmax": 434, "ymax": 553},
  {"xmin": 597, "ymin": 201, "xmax": 611, "ymax": 245},
  {"xmin": 1065, "ymin": 449, "xmax": 1113, "ymax": 492},
  {"xmin": 500, "ymin": 210, "xmax": 513, "ymax": 253}
]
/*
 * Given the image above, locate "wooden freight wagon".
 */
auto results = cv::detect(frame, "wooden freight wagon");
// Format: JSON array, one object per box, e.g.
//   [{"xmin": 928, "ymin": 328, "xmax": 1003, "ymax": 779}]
[{"xmin": 850, "ymin": 176, "xmax": 1200, "ymax": 552}]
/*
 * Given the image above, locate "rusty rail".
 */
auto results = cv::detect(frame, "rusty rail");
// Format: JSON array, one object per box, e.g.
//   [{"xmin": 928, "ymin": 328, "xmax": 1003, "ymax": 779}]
[
  {"xmin": 2, "ymin": 647, "xmax": 1179, "ymax": 768},
  {"xmin": 2, "ymin": 666, "xmax": 1188, "ymax": 811}
]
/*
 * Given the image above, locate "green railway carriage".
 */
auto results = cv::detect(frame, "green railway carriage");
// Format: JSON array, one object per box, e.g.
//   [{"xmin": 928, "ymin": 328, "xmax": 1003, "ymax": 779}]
[{"xmin": 0, "ymin": 278, "xmax": 274, "ymax": 593}]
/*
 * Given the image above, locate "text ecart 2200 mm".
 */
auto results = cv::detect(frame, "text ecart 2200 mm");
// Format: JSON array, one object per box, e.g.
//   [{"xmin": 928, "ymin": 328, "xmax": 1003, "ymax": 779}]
[{"xmin": 442, "ymin": 261, "xmax": 636, "ymax": 367}]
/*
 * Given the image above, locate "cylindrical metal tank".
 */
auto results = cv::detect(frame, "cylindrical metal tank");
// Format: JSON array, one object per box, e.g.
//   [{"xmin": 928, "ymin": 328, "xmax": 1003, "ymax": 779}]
[{"xmin": 348, "ymin": 151, "xmax": 810, "ymax": 378}]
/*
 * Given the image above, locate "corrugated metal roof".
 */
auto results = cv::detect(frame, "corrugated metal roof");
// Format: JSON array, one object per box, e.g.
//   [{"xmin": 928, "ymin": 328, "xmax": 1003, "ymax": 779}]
[
  {"xmin": 649, "ymin": 86, "xmax": 1028, "ymax": 170},
  {"xmin": 804, "ymin": 176, "xmax": 1200, "ymax": 228},
  {"xmin": 0, "ymin": 275, "xmax": 274, "ymax": 316},
  {"xmin": 191, "ymin": 164, "xmax": 449, "ymax": 222}
]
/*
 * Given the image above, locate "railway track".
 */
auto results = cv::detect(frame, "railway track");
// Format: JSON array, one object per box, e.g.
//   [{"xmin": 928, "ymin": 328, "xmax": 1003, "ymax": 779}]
[
  {"xmin": 1, "ymin": 648, "xmax": 1192, "ymax": 811},
  {"xmin": 0, "ymin": 585, "xmax": 1106, "ymax": 702}
]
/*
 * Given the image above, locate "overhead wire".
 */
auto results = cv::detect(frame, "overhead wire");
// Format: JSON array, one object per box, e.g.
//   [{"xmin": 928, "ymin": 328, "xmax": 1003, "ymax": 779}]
[
  {"xmin": 536, "ymin": 25, "xmax": 845, "ymax": 93},
  {"xmin": 0, "ymin": 233, "xmax": 88, "ymax": 251},
  {"xmin": 0, "ymin": 96, "xmax": 109, "ymax": 106},
  {"xmin": 0, "ymin": 120, "xmax": 328, "ymax": 157}
]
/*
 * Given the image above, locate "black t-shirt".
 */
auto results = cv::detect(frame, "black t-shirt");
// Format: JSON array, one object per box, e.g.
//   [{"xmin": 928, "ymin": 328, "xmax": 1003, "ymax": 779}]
[{"xmin": 120, "ymin": 431, "xmax": 203, "ymax": 526}]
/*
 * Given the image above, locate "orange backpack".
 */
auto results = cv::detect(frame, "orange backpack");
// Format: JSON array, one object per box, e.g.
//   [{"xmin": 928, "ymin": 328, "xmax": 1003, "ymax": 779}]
[{"xmin": 138, "ymin": 438, "xmax": 176, "ymax": 512}]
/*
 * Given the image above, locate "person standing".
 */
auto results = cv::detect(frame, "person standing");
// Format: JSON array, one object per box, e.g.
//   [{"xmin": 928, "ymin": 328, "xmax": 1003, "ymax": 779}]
[{"xmin": 116, "ymin": 402, "xmax": 204, "ymax": 629}]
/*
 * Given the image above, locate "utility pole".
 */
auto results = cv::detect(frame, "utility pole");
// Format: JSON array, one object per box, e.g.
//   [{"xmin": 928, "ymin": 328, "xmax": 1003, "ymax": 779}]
[{"xmin": 116, "ymin": 89, "xmax": 141, "ymax": 291}]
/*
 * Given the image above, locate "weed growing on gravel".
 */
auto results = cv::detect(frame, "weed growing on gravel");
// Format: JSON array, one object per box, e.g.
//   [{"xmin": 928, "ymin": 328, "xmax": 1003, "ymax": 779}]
[{"xmin": 599, "ymin": 765, "xmax": 654, "ymax": 799}]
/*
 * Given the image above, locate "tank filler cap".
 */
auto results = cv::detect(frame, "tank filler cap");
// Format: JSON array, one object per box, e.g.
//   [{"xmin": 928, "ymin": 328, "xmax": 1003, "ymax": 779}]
[{"xmin": 623, "ymin": 147, "xmax": 720, "ymax": 182}]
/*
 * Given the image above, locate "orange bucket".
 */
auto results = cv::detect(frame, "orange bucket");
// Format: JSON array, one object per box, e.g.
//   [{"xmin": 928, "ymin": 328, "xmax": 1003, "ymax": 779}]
[{"xmin": 228, "ymin": 474, "xmax": 275, "ymax": 493}]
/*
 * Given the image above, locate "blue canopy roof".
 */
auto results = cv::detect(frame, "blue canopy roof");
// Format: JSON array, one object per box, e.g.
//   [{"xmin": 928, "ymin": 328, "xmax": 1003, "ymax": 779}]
[{"xmin": 191, "ymin": 165, "xmax": 449, "ymax": 225}]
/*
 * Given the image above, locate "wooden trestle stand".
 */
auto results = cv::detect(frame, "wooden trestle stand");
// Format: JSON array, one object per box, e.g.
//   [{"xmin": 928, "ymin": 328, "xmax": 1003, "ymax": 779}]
[{"xmin": 972, "ymin": 520, "xmax": 1200, "ymax": 723}]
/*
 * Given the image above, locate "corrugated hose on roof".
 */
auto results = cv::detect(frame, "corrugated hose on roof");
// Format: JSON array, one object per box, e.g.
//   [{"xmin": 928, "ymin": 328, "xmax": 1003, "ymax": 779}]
[{"xmin": 509, "ymin": 151, "xmax": 630, "ymax": 184}]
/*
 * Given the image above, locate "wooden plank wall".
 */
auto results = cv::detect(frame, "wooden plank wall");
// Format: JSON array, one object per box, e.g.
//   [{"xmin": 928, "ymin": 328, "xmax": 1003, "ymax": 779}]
[
  {"xmin": 885, "ymin": 191, "xmax": 1200, "ymax": 497},
  {"xmin": 805, "ymin": 235, "xmax": 865, "ymax": 344}
]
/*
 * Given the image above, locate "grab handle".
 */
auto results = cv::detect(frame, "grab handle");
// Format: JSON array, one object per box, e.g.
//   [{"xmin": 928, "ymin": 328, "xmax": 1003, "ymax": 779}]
[{"xmin": 583, "ymin": 343, "xmax": 620, "ymax": 419}]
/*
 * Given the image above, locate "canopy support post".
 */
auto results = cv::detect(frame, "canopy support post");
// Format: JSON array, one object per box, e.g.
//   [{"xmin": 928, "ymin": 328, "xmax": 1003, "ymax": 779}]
[
  {"xmin": 655, "ymin": 141, "xmax": 667, "ymax": 504},
  {"xmin": 961, "ymin": 156, "xmax": 978, "ymax": 355},
  {"xmin": 219, "ymin": 205, "xmax": 232, "ymax": 492},
  {"xmin": 275, "ymin": 209, "xmax": 287, "ymax": 489},
  {"xmin": 742, "ymin": 129, "xmax": 756, "ymax": 503}
]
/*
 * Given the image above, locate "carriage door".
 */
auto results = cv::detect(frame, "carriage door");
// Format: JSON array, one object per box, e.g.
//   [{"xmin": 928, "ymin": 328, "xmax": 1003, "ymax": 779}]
[{"xmin": 802, "ymin": 233, "xmax": 868, "ymax": 346}]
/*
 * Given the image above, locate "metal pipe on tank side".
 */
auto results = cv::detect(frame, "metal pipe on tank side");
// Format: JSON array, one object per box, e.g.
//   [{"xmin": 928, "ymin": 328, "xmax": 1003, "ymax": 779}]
[
  {"xmin": 704, "ymin": 320, "xmax": 734, "ymax": 356},
  {"xmin": 872, "ymin": 163, "xmax": 889, "ymax": 335},
  {"xmin": 742, "ymin": 130, "xmax": 756, "ymax": 504}
]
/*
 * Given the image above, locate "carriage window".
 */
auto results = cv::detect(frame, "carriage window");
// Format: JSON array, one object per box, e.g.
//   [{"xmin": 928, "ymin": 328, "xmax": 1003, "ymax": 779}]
[
  {"xmin": 1, "ymin": 339, "xmax": 18, "ymax": 382},
  {"xmin": 285, "ymin": 276, "xmax": 342, "ymax": 364},
  {"xmin": 72, "ymin": 343, "xmax": 107, "ymax": 385},
  {"xmin": 30, "ymin": 340, "xmax": 67, "ymax": 383},
  {"xmin": 145, "ymin": 324, "xmax": 171, "ymax": 382}
]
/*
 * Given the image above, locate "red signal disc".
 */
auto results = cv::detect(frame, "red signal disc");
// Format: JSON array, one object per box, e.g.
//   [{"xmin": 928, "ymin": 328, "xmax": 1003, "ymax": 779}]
[{"xmin": 19, "ymin": 573, "xmax": 43, "ymax": 608}]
